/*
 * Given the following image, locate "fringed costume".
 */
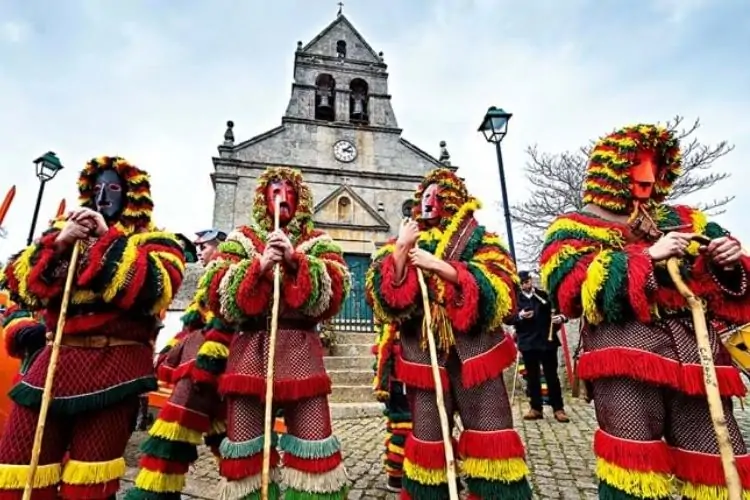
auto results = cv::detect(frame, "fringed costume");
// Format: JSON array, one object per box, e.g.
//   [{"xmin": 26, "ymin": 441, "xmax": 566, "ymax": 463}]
[
  {"xmin": 125, "ymin": 296, "xmax": 227, "ymax": 499},
  {"xmin": 0, "ymin": 157, "xmax": 186, "ymax": 499},
  {"xmin": 365, "ymin": 168, "xmax": 532, "ymax": 500},
  {"xmin": 192, "ymin": 167, "xmax": 351, "ymax": 500},
  {"xmin": 372, "ymin": 321, "xmax": 413, "ymax": 490},
  {"xmin": 1, "ymin": 305, "xmax": 46, "ymax": 385},
  {"xmin": 540, "ymin": 124, "xmax": 750, "ymax": 500}
]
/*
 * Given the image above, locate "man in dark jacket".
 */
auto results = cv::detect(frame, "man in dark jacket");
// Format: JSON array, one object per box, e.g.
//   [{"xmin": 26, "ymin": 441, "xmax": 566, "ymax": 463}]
[{"xmin": 513, "ymin": 270, "xmax": 570, "ymax": 422}]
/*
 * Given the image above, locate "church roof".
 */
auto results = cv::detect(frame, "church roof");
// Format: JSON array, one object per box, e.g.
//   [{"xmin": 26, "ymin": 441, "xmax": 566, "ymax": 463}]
[{"xmin": 300, "ymin": 13, "xmax": 382, "ymax": 64}]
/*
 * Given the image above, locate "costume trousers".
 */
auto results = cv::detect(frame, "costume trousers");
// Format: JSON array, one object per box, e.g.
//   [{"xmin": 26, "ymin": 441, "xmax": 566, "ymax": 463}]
[
  {"xmin": 384, "ymin": 381, "xmax": 412, "ymax": 481},
  {"xmin": 520, "ymin": 348, "xmax": 564, "ymax": 412},
  {"xmin": 0, "ymin": 397, "xmax": 139, "ymax": 499},
  {"xmin": 591, "ymin": 377, "xmax": 750, "ymax": 499},
  {"xmin": 217, "ymin": 394, "xmax": 348, "ymax": 500},
  {"xmin": 125, "ymin": 377, "xmax": 226, "ymax": 500},
  {"xmin": 402, "ymin": 353, "xmax": 532, "ymax": 500}
]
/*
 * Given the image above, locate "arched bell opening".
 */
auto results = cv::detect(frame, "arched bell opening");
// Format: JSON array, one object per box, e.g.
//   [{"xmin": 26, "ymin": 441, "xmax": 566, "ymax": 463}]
[
  {"xmin": 315, "ymin": 73, "xmax": 336, "ymax": 122},
  {"xmin": 349, "ymin": 78, "xmax": 369, "ymax": 124}
]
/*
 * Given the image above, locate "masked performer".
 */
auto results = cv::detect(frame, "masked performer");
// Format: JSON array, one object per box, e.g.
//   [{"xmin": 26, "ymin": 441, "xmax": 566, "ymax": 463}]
[
  {"xmin": 0, "ymin": 156, "xmax": 186, "ymax": 499},
  {"xmin": 540, "ymin": 123, "xmax": 750, "ymax": 500},
  {"xmin": 365, "ymin": 168, "xmax": 532, "ymax": 500},
  {"xmin": 372, "ymin": 321, "xmax": 413, "ymax": 492},
  {"xmin": 126, "ymin": 229, "xmax": 227, "ymax": 499},
  {"xmin": 193, "ymin": 166, "xmax": 350, "ymax": 500}
]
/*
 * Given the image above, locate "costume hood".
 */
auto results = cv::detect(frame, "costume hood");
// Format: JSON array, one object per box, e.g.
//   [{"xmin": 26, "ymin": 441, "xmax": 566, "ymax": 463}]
[
  {"xmin": 582, "ymin": 124, "xmax": 682, "ymax": 214},
  {"xmin": 77, "ymin": 156, "xmax": 154, "ymax": 233},
  {"xmin": 252, "ymin": 166, "xmax": 314, "ymax": 238},
  {"xmin": 411, "ymin": 168, "xmax": 480, "ymax": 229}
]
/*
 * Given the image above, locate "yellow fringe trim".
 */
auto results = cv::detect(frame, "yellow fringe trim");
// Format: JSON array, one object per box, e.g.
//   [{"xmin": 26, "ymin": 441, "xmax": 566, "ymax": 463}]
[
  {"xmin": 198, "ymin": 340, "xmax": 229, "ymax": 359},
  {"xmin": 543, "ymin": 217, "xmax": 624, "ymax": 247},
  {"xmin": 461, "ymin": 457, "xmax": 529, "ymax": 483},
  {"xmin": 420, "ymin": 303, "xmax": 454, "ymax": 353},
  {"xmin": 149, "ymin": 419, "xmax": 204, "ymax": 445},
  {"xmin": 390, "ymin": 422, "xmax": 413, "ymax": 430},
  {"xmin": 595, "ymin": 458, "xmax": 672, "ymax": 499},
  {"xmin": 0, "ymin": 463, "xmax": 61, "ymax": 489},
  {"xmin": 581, "ymin": 249, "xmax": 613, "ymax": 325},
  {"xmin": 134, "ymin": 469, "xmax": 186, "ymax": 493},
  {"xmin": 387, "ymin": 443, "xmax": 405, "ymax": 455},
  {"xmin": 62, "ymin": 457, "xmax": 126, "ymax": 485},
  {"xmin": 403, "ymin": 458, "xmax": 448, "ymax": 486},
  {"xmin": 680, "ymin": 481, "xmax": 750, "ymax": 500}
]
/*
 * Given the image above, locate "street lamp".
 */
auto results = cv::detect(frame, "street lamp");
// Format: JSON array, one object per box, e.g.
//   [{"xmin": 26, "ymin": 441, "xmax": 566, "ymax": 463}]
[
  {"xmin": 27, "ymin": 152, "xmax": 64, "ymax": 245},
  {"xmin": 478, "ymin": 106, "xmax": 516, "ymax": 263}
]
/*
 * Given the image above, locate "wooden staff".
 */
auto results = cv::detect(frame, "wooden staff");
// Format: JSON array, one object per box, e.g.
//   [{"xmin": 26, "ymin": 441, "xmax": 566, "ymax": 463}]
[
  {"xmin": 261, "ymin": 195, "xmax": 282, "ymax": 500},
  {"xmin": 666, "ymin": 249, "xmax": 741, "ymax": 500},
  {"xmin": 23, "ymin": 242, "xmax": 81, "ymax": 500},
  {"xmin": 416, "ymin": 268, "xmax": 459, "ymax": 500}
]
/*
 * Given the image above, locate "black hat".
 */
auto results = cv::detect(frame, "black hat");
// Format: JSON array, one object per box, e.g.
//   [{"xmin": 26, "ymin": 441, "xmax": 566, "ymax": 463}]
[
  {"xmin": 519, "ymin": 270, "xmax": 532, "ymax": 282},
  {"xmin": 194, "ymin": 229, "xmax": 227, "ymax": 245}
]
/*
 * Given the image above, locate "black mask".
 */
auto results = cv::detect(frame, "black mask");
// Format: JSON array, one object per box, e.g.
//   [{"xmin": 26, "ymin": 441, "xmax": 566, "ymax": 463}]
[{"xmin": 94, "ymin": 169, "xmax": 124, "ymax": 220}]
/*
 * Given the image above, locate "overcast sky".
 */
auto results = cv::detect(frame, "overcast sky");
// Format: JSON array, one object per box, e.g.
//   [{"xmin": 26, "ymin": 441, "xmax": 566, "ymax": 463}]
[{"xmin": 0, "ymin": 0, "xmax": 748, "ymax": 264}]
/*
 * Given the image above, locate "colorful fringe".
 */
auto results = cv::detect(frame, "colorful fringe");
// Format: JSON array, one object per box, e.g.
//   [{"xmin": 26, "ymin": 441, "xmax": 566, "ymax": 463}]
[
  {"xmin": 671, "ymin": 448, "xmax": 750, "ymax": 500},
  {"xmin": 384, "ymin": 409, "xmax": 411, "ymax": 479},
  {"xmin": 402, "ymin": 435, "xmax": 457, "ymax": 500},
  {"xmin": 0, "ymin": 463, "xmax": 61, "ymax": 499},
  {"xmin": 366, "ymin": 192, "xmax": 518, "ymax": 335},
  {"xmin": 540, "ymin": 205, "xmax": 750, "ymax": 327},
  {"xmin": 59, "ymin": 457, "xmax": 126, "ymax": 498},
  {"xmin": 124, "ymin": 403, "xmax": 210, "ymax": 499},
  {"xmin": 279, "ymin": 434, "xmax": 348, "ymax": 500},
  {"xmin": 581, "ymin": 124, "xmax": 681, "ymax": 215},
  {"xmin": 372, "ymin": 322, "xmax": 398, "ymax": 400},
  {"xmin": 594, "ymin": 429, "xmax": 672, "ymax": 499},
  {"xmin": 458, "ymin": 429, "xmax": 532, "ymax": 500},
  {"xmin": 218, "ymin": 434, "xmax": 281, "ymax": 500}
]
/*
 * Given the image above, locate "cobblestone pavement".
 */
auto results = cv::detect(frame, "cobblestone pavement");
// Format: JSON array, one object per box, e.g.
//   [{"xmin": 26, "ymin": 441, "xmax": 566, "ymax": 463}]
[{"xmin": 117, "ymin": 394, "xmax": 750, "ymax": 499}]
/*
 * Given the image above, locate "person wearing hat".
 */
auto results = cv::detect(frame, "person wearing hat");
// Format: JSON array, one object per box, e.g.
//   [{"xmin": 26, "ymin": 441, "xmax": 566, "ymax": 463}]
[
  {"xmin": 194, "ymin": 228, "xmax": 227, "ymax": 266},
  {"xmin": 512, "ymin": 270, "xmax": 570, "ymax": 423}
]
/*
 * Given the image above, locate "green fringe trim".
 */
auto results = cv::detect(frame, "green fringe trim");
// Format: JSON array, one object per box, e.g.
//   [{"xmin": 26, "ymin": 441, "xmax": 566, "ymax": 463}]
[
  {"xmin": 465, "ymin": 477, "xmax": 533, "ymax": 500},
  {"xmin": 140, "ymin": 435, "xmax": 199, "ymax": 463},
  {"xmin": 402, "ymin": 476, "xmax": 450, "ymax": 500},
  {"xmin": 194, "ymin": 354, "xmax": 226, "ymax": 374},
  {"xmin": 224, "ymin": 481, "xmax": 281, "ymax": 500},
  {"xmin": 123, "ymin": 488, "xmax": 183, "ymax": 500},
  {"xmin": 390, "ymin": 434, "xmax": 406, "ymax": 448},
  {"xmin": 598, "ymin": 482, "xmax": 669, "ymax": 500},
  {"xmin": 279, "ymin": 434, "xmax": 341, "ymax": 459},
  {"xmin": 10, "ymin": 376, "xmax": 157, "ymax": 416},
  {"xmin": 220, "ymin": 434, "xmax": 278, "ymax": 459},
  {"xmin": 387, "ymin": 410, "xmax": 412, "ymax": 423},
  {"xmin": 283, "ymin": 486, "xmax": 348, "ymax": 500}
]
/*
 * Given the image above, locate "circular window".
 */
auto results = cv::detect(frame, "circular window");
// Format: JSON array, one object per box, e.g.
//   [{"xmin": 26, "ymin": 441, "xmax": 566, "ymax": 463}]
[{"xmin": 401, "ymin": 199, "xmax": 415, "ymax": 217}]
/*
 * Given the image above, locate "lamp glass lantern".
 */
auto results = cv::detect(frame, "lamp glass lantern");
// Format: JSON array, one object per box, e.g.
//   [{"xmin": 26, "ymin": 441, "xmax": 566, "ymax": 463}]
[
  {"xmin": 478, "ymin": 106, "xmax": 513, "ymax": 144},
  {"xmin": 34, "ymin": 152, "xmax": 64, "ymax": 182}
]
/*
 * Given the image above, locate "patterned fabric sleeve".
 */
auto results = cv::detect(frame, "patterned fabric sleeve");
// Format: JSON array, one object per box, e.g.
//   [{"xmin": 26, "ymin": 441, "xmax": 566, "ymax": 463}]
[
  {"xmin": 0, "ymin": 219, "xmax": 69, "ymax": 309},
  {"xmin": 365, "ymin": 238, "xmax": 420, "ymax": 324},
  {"xmin": 450, "ymin": 229, "xmax": 518, "ymax": 334},
  {"xmin": 75, "ymin": 226, "xmax": 186, "ymax": 314},
  {"xmin": 282, "ymin": 229, "xmax": 351, "ymax": 322},
  {"xmin": 2, "ymin": 306, "xmax": 46, "ymax": 359}
]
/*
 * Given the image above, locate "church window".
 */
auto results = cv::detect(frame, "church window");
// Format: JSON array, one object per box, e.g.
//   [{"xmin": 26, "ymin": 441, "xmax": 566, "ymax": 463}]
[
  {"xmin": 337, "ymin": 195, "xmax": 352, "ymax": 223},
  {"xmin": 336, "ymin": 40, "xmax": 347, "ymax": 58},
  {"xmin": 349, "ymin": 78, "xmax": 369, "ymax": 124},
  {"xmin": 315, "ymin": 73, "xmax": 336, "ymax": 122}
]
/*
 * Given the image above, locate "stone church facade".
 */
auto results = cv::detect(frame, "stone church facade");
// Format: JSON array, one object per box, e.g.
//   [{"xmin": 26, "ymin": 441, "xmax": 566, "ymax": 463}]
[{"xmin": 174, "ymin": 13, "xmax": 457, "ymax": 331}]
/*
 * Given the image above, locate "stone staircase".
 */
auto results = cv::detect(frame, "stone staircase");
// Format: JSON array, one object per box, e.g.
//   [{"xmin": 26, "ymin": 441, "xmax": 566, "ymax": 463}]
[{"xmin": 326, "ymin": 330, "xmax": 384, "ymax": 419}]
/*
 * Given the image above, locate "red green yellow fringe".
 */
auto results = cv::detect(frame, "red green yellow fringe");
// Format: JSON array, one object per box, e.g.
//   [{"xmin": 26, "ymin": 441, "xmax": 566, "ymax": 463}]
[{"xmin": 59, "ymin": 457, "xmax": 125, "ymax": 499}]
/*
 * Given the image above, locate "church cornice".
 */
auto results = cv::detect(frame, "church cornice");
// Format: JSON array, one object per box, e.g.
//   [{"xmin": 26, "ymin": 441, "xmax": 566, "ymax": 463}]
[
  {"xmin": 217, "ymin": 125, "xmax": 286, "ymax": 156},
  {"xmin": 295, "ymin": 58, "xmax": 388, "ymax": 77},
  {"xmin": 291, "ymin": 83, "xmax": 391, "ymax": 99},
  {"xmin": 280, "ymin": 116, "xmax": 402, "ymax": 134}
]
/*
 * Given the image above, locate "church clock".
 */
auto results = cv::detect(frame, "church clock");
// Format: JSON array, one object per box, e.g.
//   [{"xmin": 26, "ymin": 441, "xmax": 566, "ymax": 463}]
[{"xmin": 333, "ymin": 140, "xmax": 357, "ymax": 163}]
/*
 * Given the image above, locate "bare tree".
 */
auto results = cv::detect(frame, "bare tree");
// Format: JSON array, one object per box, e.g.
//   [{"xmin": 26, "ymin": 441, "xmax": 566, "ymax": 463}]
[{"xmin": 510, "ymin": 116, "xmax": 734, "ymax": 265}]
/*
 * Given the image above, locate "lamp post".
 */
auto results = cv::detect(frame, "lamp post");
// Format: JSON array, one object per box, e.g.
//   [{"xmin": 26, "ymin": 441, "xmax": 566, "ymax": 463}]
[
  {"xmin": 478, "ymin": 106, "xmax": 516, "ymax": 263},
  {"xmin": 27, "ymin": 152, "xmax": 64, "ymax": 245}
]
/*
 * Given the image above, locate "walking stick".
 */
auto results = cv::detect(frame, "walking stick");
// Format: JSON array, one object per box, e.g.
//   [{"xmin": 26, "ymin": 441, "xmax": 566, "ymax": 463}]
[
  {"xmin": 416, "ymin": 268, "xmax": 459, "ymax": 500},
  {"xmin": 23, "ymin": 242, "xmax": 81, "ymax": 500},
  {"xmin": 261, "ymin": 196, "xmax": 282, "ymax": 500},
  {"xmin": 509, "ymin": 350, "xmax": 520, "ymax": 408},
  {"xmin": 666, "ymin": 251, "xmax": 742, "ymax": 500}
]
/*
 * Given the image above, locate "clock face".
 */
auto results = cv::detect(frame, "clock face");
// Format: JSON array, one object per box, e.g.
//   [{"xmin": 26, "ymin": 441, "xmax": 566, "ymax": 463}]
[{"xmin": 333, "ymin": 140, "xmax": 357, "ymax": 163}]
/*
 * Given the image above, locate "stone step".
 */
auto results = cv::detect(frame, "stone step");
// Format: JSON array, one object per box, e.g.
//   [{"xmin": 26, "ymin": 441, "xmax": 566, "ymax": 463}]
[
  {"xmin": 329, "ymin": 402, "xmax": 384, "ymax": 419},
  {"xmin": 328, "ymin": 369, "xmax": 373, "ymax": 386},
  {"xmin": 334, "ymin": 332, "xmax": 375, "ymax": 345},
  {"xmin": 324, "ymin": 356, "xmax": 373, "ymax": 371},
  {"xmin": 329, "ymin": 384, "xmax": 376, "ymax": 404},
  {"xmin": 330, "ymin": 343, "xmax": 372, "ymax": 356}
]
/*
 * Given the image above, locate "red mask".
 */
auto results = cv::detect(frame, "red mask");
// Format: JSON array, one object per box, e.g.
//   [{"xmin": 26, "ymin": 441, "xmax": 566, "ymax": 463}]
[
  {"xmin": 265, "ymin": 180, "xmax": 298, "ymax": 226},
  {"xmin": 630, "ymin": 149, "xmax": 658, "ymax": 201},
  {"xmin": 420, "ymin": 184, "xmax": 444, "ymax": 225}
]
